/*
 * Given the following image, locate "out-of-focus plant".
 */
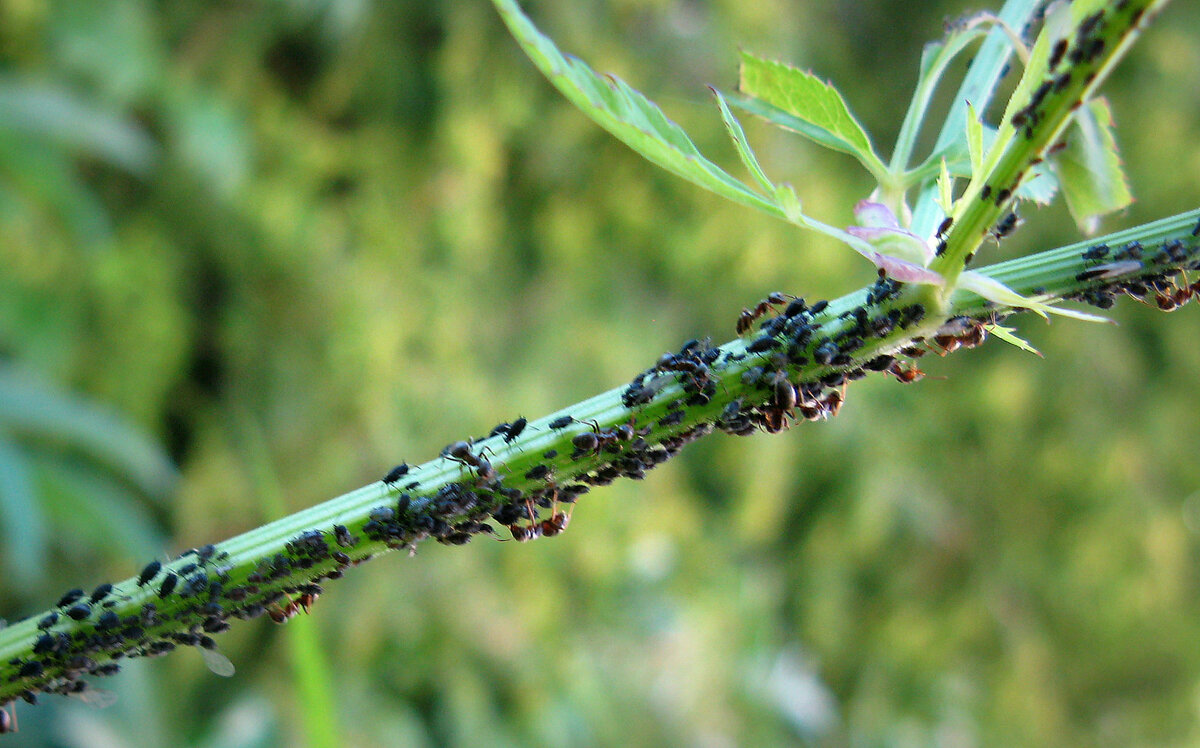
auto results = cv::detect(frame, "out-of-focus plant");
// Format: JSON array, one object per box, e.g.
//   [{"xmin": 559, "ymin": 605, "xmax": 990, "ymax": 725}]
[{"xmin": 0, "ymin": 366, "xmax": 174, "ymax": 593}]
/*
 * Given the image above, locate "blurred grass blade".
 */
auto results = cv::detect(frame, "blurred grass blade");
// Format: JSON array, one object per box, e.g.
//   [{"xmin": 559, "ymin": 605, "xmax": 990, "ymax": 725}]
[
  {"xmin": 491, "ymin": 0, "xmax": 784, "ymax": 219},
  {"xmin": 737, "ymin": 51, "xmax": 887, "ymax": 177},
  {"xmin": 1051, "ymin": 98, "xmax": 1132, "ymax": 234},
  {"xmin": 0, "ymin": 79, "xmax": 157, "ymax": 175},
  {"xmin": 237, "ymin": 410, "xmax": 340, "ymax": 748},
  {"xmin": 0, "ymin": 367, "xmax": 178, "ymax": 500},
  {"xmin": 39, "ymin": 454, "xmax": 166, "ymax": 560},
  {"xmin": 0, "ymin": 431, "xmax": 47, "ymax": 589}
]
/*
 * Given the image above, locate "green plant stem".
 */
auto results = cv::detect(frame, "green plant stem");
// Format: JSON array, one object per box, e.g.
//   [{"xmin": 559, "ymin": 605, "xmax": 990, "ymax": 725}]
[
  {"xmin": 933, "ymin": 0, "xmax": 1169, "ymax": 287},
  {"xmin": 0, "ymin": 207, "xmax": 1197, "ymax": 707},
  {"xmin": 910, "ymin": 0, "xmax": 1042, "ymax": 237}
]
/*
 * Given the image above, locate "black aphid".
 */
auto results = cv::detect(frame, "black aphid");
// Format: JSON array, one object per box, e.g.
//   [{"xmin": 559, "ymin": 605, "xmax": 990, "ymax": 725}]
[
  {"xmin": 89, "ymin": 583, "xmax": 113, "ymax": 604},
  {"xmin": 504, "ymin": 417, "xmax": 528, "ymax": 443},
  {"xmin": 383, "ymin": 464, "xmax": 410, "ymax": 485},
  {"xmin": 56, "ymin": 589, "xmax": 84, "ymax": 609},
  {"xmin": 158, "ymin": 573, "xmax": 179, "ymax": 598},
  {"xmin": 137, "ymin": 560, "xmax": 162, "ymax": 587}
]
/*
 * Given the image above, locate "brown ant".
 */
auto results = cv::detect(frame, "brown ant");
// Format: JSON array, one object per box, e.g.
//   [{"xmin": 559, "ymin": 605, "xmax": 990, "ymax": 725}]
[
  {"xmin": 889, "ymin": 361, "xmax": 926, "ymax": 383},
  {"xmin": 268, "ymin": 589, "xmax": 320, "ymax": 624},
  {"xmin": 508, "ymin": 499, "xmax": 544, "ymax": 542},
  {"xmin": 539, "ymin": 489, "xmax": 574, "ymax": 538},
  {"xmin": 541, "ymin": 510, "xmax": 571, "ymax": 537},
  {"xmin": 930, "ymin": 316, "xmax": 988, "ymax": 355},
  {"xmin": 821, "ymin": 386, "xmax": 846, "ymax": 418},
  {"xmin": 736, "ymin": 291, "xmax": 792, "ymax": 335},
  {"xmin": 1154, "ymin": 271, "xmax": 1195, "ymax": 311}
]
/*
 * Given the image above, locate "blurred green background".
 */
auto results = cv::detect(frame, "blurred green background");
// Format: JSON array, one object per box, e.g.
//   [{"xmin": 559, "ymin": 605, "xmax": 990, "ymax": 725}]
[{"xmin": 1, "ymin": 0, "xmax": 1199, "ymax": 745}]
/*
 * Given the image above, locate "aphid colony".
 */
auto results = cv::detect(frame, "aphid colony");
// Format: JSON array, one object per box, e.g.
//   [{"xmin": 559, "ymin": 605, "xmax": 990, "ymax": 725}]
[
  {"xmin": 0, "ymin": 544, "xmax": 243, "ymax": 729},
  {"xmin": 708, "ymin": 276, "xmax": 953, "ymax": 436},
  {"xmin": 1067, "ymin": 237, "xmax": 1200, "ymax": 312},
  {"xmin": 1010, "ymin": 8, "xmax": 1127, "ymax": 140},
  {"xmin": 3, "ymin": 223, "xmax": 1195, "ymax": 725}
]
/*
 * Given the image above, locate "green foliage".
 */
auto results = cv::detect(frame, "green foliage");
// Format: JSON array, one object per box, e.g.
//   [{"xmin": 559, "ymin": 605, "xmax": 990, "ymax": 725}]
[
  {"xmin": 1052, "ymin": 98, "xmax": 1134, "ymax": 233},
  {"xmin": 736, "ymin": 52, "xmax": 886, "ymax": 178},
  {"xmin": 492, "ymin": 0, "xmax": 781, "ymax": 218},
  {"xmin": 0, "ymin": 366, "xmax": 173, "ymax": 591}
]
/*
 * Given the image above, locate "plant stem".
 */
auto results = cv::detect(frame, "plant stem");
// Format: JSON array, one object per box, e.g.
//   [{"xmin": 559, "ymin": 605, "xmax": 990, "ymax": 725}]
[
  {"xmin": 0, "ymin": 206, "xmax": 1196, "ymax": 708},
  {"xmin": 933, "ymin": 0, "xmax": 1170, "ymax": 287},
  {"xmin": 910, "ymin": 0, "xmax": 1042, "ymax": 237}
]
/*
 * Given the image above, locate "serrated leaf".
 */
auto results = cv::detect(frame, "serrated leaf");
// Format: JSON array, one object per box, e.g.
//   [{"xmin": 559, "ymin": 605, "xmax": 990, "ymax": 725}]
[
  {"xmin": 492, "ymin": 0, "xmax": 783, "ymax": 219},
  {"xmin": 985, "ymin": 323, "xmax": 1043, "ymax": 356},
  {"xmin": 711, "ymin": 88, "xmax": 775, "ymax": 195},
  {"xmin": 737, "ymin": 51, "xmax": 886, "ymax": 176},
  {"xmin": 1051, "ymin": 98, "xmax": 1132, "ymax": 234},
  {"xmin": 1017, "ymin": 166, "xmax": 1059, "ymax": 204},
  {"xmin": 966, "ymin": 102, "xmax": 984, "ymax": 177}
]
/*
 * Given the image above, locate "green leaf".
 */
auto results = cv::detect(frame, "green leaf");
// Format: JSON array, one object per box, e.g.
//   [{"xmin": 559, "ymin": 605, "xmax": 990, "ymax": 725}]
[
  {"xmin": 774, "ymin": 184, "xmax": 804, "ymax": 223},
  {"xmin": 1050, "ymin": 98, "xmax": 1132, "ymax": 234},
  {"xmin": 936, "ymin": 158, "xmax": 954, "ymax": 214},
  {"xmin": 966, "ymin": 102, "xmax": 984, "ymax": 177},
  {"xmin": 1017, "ymin": 166, "xmax": 1059, "ymax": 205},
  {"xmin": 491, "ymin": 0, "xmax": 783, "ymax": 219},
  {"xmin": 711, "ymin": 88, "xmax": 775, "ymax": 195},
  {"xmin": 736, "ymin": 51, "xmax": 886, "ymax": 177},
  {"xmin": 934, "ymin": 124, "xmax": 1060, "ymax": 205},
  {"xmin": 38, "ymin": 454, "xmax": 166, "ymax": 560},
  {"xmin": 985, "ymin": 323, "xmax": 1043, "ymax": 357},
  {"xmin": 957, "ymin": 271, "xmax": 1111, "ymax": 323}
]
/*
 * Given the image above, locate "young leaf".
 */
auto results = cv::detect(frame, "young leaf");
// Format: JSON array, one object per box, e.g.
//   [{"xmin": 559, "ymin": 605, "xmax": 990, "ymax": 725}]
[
  {"xmin": 935, "ymin": 124, "xmax": 1060, "ymax": 205},
  {"xmin": 775, "ymin": 183, "xmax": 804, "ymax": 223},
  {"xmin": 966, "ymin": 102, "xmax": 984, "ymax": 177},
  {"xmin": 491, "ymin": 0, "xmax": 784, "ymax": 220},
  {"xmin": 936, "ymin": 158, "xmax": 954, "ymax": 214},
  {"xmin": 985, "ymin": 323, "xmax": 1043, "ymax": 356},
  {"xmin": 737, "ymin": 51, "xmax": 887, "ymax": 177},
  {"xmin": 1050, "ymin": 98, "xmax": 1132, "ymax": 234},
  {"xmin": 957, "ymin": 271, "xmax": 1111, "ymax": 323},
  {"xmin": 711, "ymin": 87, "xmax": 776, "ymax": 195}
]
